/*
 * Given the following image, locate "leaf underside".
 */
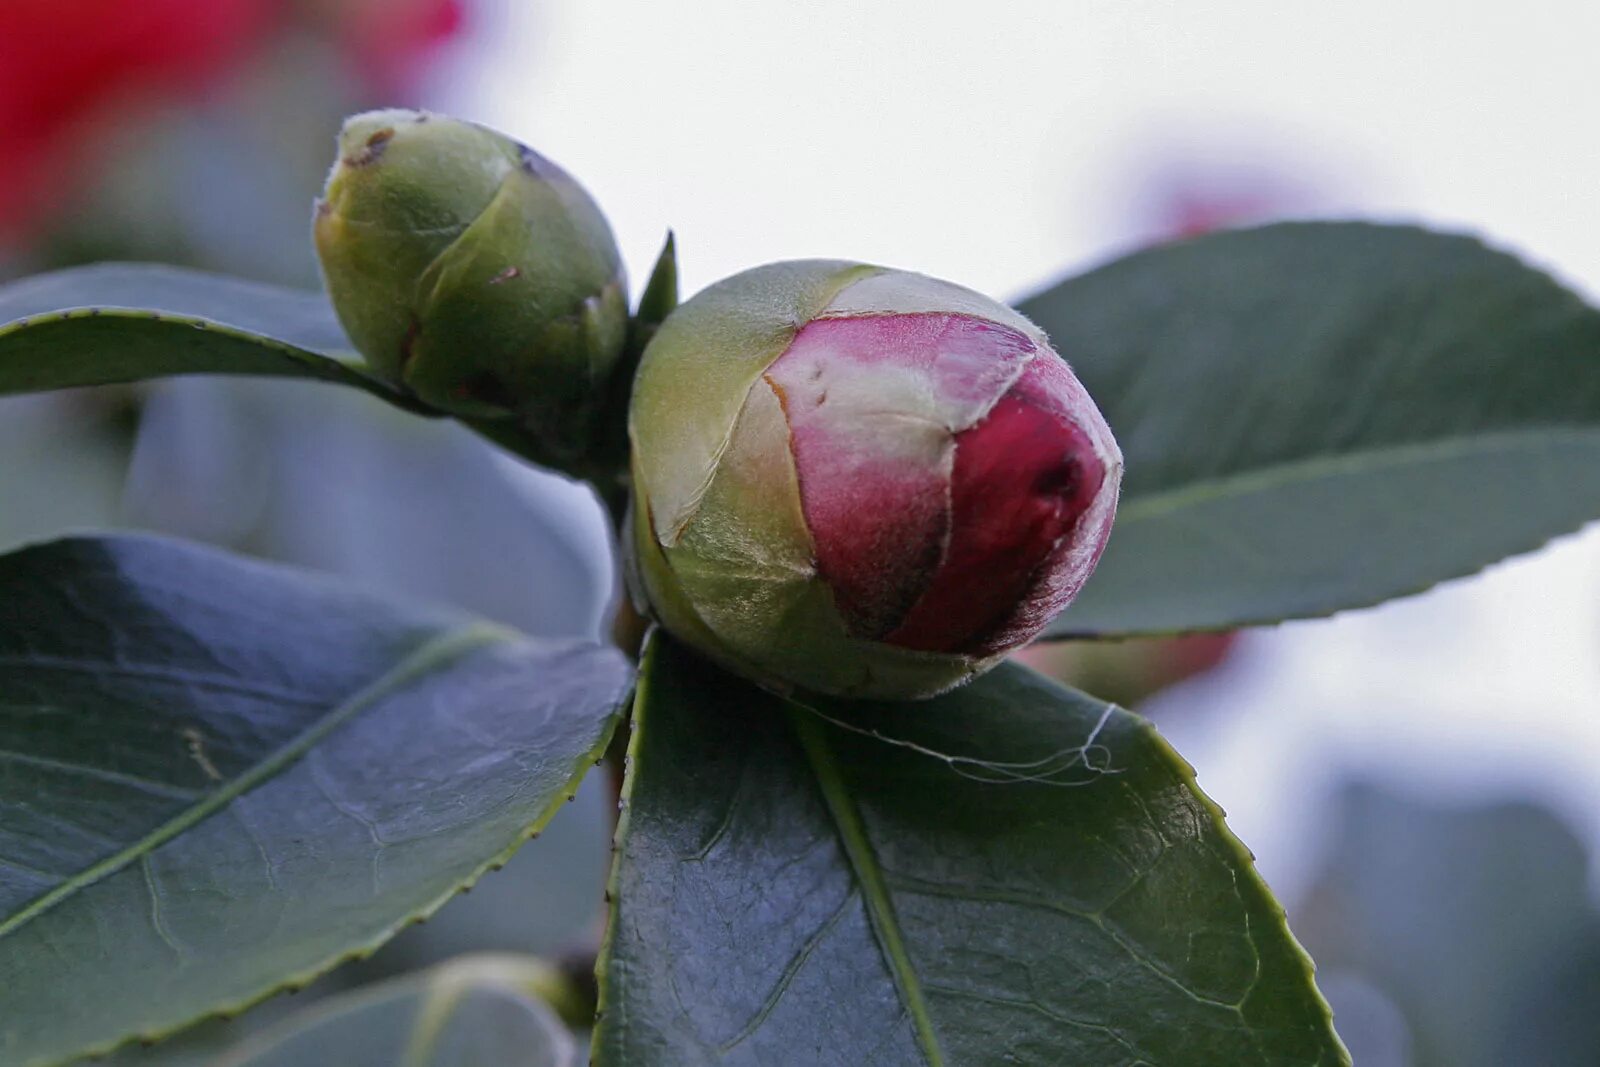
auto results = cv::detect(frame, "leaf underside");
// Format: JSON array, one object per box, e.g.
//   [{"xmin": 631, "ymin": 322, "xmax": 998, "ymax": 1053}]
[
  {"xmin": 593, "ymin": 636, "xmax": 1348, "ymax": 1067},
  {"xmin": 0, "ymin": 535, "xmax": 632, "ymax": 1067},
  {"xmin": 1020, "ymin": 222, "xmax": 1600, "ymax": 638}
]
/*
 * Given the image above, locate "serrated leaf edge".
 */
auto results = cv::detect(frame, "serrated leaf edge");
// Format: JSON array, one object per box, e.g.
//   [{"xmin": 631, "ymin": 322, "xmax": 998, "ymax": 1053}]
[
  {"xmin": 1137, "ymin": 720, "xmax": 1351, "ymax": 1066},
  {"xmin": 589, "ymin": 633, "xmax": 654, "ymax": 1064}
]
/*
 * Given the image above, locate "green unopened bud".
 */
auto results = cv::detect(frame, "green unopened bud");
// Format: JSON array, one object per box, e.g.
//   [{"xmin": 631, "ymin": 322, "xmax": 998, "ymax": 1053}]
[{"xmin": 314, "ymin": 109, "xmax": 627, "ymax": 468}]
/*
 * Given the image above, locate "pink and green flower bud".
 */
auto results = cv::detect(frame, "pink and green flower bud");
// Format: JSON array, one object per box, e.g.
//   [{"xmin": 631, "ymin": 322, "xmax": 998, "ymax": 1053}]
[
  {"xmin": 314, "ymin": 109, "xmax": 627, "ymax": 468},
  {"xmin": 628, "ymin": 261, "xmax": 1122, "ymax": 700}
]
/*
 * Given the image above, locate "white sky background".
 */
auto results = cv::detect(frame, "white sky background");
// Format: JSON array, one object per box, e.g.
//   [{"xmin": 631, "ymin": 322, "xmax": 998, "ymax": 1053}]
[{"xmin": 436, "ymin": 0, "xmax": 1600, "ymax": 901}]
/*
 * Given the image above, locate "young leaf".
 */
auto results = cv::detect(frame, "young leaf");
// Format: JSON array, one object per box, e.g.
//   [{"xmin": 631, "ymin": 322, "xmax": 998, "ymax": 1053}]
[
  {"xmin": 0, "ymin": 536, "xmax": 632, "ymax": 1067},
  {"xmin": 0, "ymin": 263, "xmax": 427, "ymax": 412},
  {"xmin": 212, "ymin": 955, "xmax": 579, "ymax": 1067},
  {"xmin": 593, "ymin": 636, "xmax": 1347, "ymax": 1066},
  {"xmin": 632, "ymin": 231, "xmax": 680, "ymax": 341},
  {"xmin": 1019, "ymin": 223, "xmax": 1600, "ymax": 638}
]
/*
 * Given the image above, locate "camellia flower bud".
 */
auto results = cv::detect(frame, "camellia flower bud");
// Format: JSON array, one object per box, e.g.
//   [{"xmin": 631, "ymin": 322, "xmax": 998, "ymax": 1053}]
[
  {"xmin": 314, "ymin": 109, "xmax": 627, "ymax": 467},
  {"xmin": 629, "ymin": 261, "xmax": 1122, "ymax": 699}
]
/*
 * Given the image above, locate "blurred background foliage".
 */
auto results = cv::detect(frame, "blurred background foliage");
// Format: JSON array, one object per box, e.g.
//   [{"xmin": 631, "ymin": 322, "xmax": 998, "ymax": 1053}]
[
  {"xmin": 3, "ymin": 2, "xmax": 1597, "ymax": 1063},
  {"xmin": 1298, "ymin": 783, "xmax": 1600, "ymax": 1067}
]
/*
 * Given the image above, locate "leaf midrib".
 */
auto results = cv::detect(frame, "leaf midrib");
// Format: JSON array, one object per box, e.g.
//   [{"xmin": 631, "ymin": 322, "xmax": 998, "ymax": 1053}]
[
  {"xmin": 0, "ymin": 623, "xmax": 509, "ymax": 941},
  {"xmin": 787, "ymin": 705, "xmax": 946, "ymax": 1067}
]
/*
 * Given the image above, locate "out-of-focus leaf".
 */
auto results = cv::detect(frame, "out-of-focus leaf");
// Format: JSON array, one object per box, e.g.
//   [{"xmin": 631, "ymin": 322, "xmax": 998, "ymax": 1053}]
[
  {"xmin": 0, "ymin": 535, "xmax": 631, "ymax": 1067},
  {"xmin": 1297, "ymin": 783, "xmax": 1600, "ymax": 1067},
  {"xmin": 1020, "ymin": 223, "xmax": 1600, "ymax": 638},
  {"xmin": 0, "ymin": 396, "xmax": 127, "ymax": 552},
  {"xmin": 593, "ymin": 635, "xmax": 1347, "ymax": 1066},
  {"xmin": 214, "ymin": 955, "xmax": 579, "ymax": 1067},
  {"xmin": 122, "ymin": 378, "xmax": 614, "ymax": 640},
  {"xmin": 0, "ymin": 263, "xmax": 422, "ymax": 410}
]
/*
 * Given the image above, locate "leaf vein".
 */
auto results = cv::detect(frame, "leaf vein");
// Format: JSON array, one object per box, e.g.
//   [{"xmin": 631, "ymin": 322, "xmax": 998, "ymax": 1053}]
[
  {"xmin": 716, "ymin": 888, "xmax": 854, "ymax": 1054},
  {"xmin": 0, "ymin": 748, "xmax": 204, "ymax": 800},
  {"xmin": 0, "ymin": 625, "xmax": 506, "ymax": 942}
]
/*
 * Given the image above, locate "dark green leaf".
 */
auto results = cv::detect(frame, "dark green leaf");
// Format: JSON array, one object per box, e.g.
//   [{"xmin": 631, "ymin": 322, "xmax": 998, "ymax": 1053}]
[
  {"xmin": 0, "ymin": 263, "xmax": 427, "ymax": 412},
  {"xmin": 1019, "ymin": 223, "xmax": 1600, "ymax": 637},
  {"xmin": 214, "ymin": 955, "xmax": 579, "ymax": 1067},
  {"xmin": 0, "ymin": 535, "xmax": 631, "ymax": 1067},
  {"xmin": 593, "ymin": 636, "xmax": 1346, "ymax": 1066}
]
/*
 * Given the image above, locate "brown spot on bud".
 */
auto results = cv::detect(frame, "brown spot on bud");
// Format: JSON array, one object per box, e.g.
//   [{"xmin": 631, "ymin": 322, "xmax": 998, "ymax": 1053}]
[
  {"xmin": 488, "ymin": 266, "xmax": 521, "ymax": 285},
  {"xmin": 397, "ymin": 317, "xmax": 423, "ymax": 379},
  {"xmin": 452, "ymin": 372, "xmax": 518, "ymax": 411},
  {"xmin": 344, "ymin": 127, "xmax": 394, "ymax": 168},
  {"xmin": 762, "ymin": 372, "xmax": 791, "ymax": 417}
]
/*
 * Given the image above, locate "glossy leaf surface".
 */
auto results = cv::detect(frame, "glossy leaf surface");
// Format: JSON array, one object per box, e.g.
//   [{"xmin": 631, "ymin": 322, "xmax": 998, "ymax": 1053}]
[
  {"xmin": 0, "ymin": 536, "xmax": 631, "ymax": 1066},
  {"xmin": 593, "ymin": 636, "xmax": 1347, "ymax": 1066},
  {"xmin": 1020, "ymin": 223, "xmax": 1600, "ymax": 636}
]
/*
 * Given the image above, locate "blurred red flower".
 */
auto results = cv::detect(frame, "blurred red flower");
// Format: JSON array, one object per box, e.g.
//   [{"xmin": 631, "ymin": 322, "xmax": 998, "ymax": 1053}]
[
  {"xmin": 0, "ymin": 0, "xmax": 464, "ymax": 242},
  {"xmin": 0, "ymin": 0, "xmax": 274, "ymax": 239},
  {"xmin": 310, "ymin": 0, "xmax": 466, "ymax": 96},
  {"xmin": 1153, "ymin": 631, "xmax": 1242, "ymax": 686}
]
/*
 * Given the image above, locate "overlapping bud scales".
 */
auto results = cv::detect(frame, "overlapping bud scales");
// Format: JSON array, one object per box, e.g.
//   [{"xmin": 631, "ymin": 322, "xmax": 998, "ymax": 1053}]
[
  {"xmin": 314, "ymin": 109, "xmax": 627, "ymax": 469},
  {"xmin": 628, "ymin": 261, "xmax": 1122, "ymax": 700}
]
